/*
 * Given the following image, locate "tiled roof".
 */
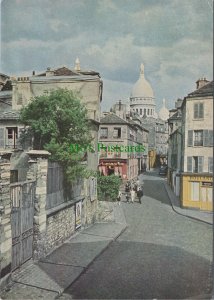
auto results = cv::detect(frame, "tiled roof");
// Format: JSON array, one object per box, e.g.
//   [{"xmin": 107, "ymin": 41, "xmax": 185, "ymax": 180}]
[
  {"xmin": 37, "ymin": 66, "xmax": 100, "ymax": 77},
  {"xmin": 0, "ymin": 110, "xmax": 20, "ymax": 120},
  {"xmin": 1, "ymin": 80, "xmax": 12, "ymax": 91},
  {"xmin": 100, "ymin": 113, "xmax": 129, "ymax": 125},
  {"xmin": 188, "ymin": 81, "xmax": 213, "ymax": 98},
  {"xmin": 168, "ymin": 111, "xmax": 182, "ymax": 121}
]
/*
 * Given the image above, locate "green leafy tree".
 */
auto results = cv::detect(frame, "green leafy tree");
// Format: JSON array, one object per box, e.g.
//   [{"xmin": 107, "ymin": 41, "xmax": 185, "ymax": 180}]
[
  {"xmin": 97, "ymin": 174, "xmax": 121, "ymax": 201},
  {"xmin": 19, "ymin": 88, "xmax": 93, "ymax": 181}
]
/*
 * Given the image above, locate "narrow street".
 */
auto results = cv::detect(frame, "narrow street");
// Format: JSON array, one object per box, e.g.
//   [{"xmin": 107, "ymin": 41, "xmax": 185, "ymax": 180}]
[{"xmin": 63, "ymin": 172, "xmax": 213, "ymax": 299}]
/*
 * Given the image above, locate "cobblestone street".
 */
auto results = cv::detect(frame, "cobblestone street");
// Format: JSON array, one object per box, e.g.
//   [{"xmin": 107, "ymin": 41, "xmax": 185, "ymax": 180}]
[{"xmin": 64, "ymin": 172, "xmax": 213, "ymax": 299}]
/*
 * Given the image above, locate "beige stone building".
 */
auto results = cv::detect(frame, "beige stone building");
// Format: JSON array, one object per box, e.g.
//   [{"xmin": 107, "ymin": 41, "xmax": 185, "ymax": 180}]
[
  {"xmin": 0, "ymin": 62, "xmax": 103, "ymax": 285},
  {"xmin": 180, "ymin": 79, "xmax": 213, "ymax": 210},
  {"xmin": 167, "ymin": 99, "xmax": 183, "ymax": 196},
  {"xmin": 99, "ymin": 105, "xmax": 149, "ymax": 180},
  {"xmin": 129, "ymin": 64, "xmax": 169, "ymax": 168}
]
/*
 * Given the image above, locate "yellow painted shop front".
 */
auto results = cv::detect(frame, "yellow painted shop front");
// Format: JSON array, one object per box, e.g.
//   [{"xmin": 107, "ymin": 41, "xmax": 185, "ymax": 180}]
[{"xmin": 181, "ymin": 174, "xmax": 213, "ymax": 211}]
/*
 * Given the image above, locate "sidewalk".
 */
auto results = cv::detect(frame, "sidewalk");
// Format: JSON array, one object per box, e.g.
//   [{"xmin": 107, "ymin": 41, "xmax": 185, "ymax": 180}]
[
  {"xmin": 0, "ymin": 204, "xmax": 127, "ymax": 300},
  {"xmin": 163, "ymin": 180, "xmax": 213, "ymax": 225}
]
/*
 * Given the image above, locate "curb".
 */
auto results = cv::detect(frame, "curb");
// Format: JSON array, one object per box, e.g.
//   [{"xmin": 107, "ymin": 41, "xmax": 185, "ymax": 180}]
[
  {"xmin": 56, "ymin": 203, "xmax": 128, "ymax": 298},
  {"xmin": 163, "ymin": 181, "xmax": 213, "ymax": 226},
  {"xmin": 57, "ymin": 222, "xmax": 128, "ymax": 299}
]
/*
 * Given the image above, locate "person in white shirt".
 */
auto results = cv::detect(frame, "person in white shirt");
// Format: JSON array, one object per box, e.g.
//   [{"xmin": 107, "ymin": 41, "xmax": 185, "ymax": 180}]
[
  {"xmin": 130, "ymin": 189, "xmax": 135, "ymax": 203},
  {"xmin": 117, "ymin": 190, "xmax": 122, "ymax": 205}
]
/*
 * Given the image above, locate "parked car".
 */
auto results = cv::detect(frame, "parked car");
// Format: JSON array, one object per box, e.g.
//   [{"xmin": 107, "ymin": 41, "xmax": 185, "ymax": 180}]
[{"xmin": 159, "ymin": 165, "xmax": 168, "ymax": 176}]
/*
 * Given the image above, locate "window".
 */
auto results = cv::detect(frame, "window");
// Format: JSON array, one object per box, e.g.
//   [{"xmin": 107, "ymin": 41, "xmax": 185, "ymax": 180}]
[
  {"xmin": 194, "ymin": 130, "xmax": 203, "ymax": 146},
  {"xmin": 194, "ymin": 103, "xmax": 204, "ymax": 119},
  {"xmin": 140, "ymin": 108, "xmax": 142, "ymax": 115},
  {"xmin": 6, "ymin": 127, "xmax": 18, "ymax": 148},
  {"xmin": 113, "ymin": 128, "xmax": 121, "ymax": 138},
  {"xmin": 187, "ymin": 156, "xmax": 203, "ymax": 173},
  {"xmin": 147, "ymin": 109, "xmax": 149, "ymax": 115},
  {"xmin": 100, "ymin": 128, "xmax": 108, "ymax": 139},
  {"xmin": 136, "ymin": 108, "xmax": 138, "ymax": 113},
  {"xmin": 208, "ymin": 157, "xmax": 213, "ymax": 173},
  {"xmin": 188, "ymin": 130, "xmax": 213, "ymax": 147},
  {"xmin": 10, "ymin": 170, "xmax": 18, "ymax": 183},
  {"xmin": 144, "ymin": 109, "xmax": 146, "ymax": 115}
]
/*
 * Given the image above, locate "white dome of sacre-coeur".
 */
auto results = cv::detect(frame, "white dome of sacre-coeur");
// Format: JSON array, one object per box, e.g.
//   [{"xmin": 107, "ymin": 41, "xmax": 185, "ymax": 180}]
[
  {"xmin": 131, "ymin": 64, "xmax": 154, "ymax": 98},
  {"xmin": 159, "ymin": 99, "xmax": 169, "ymax": 121}
]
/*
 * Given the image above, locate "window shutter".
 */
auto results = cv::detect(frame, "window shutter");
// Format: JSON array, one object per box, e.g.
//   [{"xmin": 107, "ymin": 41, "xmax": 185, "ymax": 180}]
[
  {"xmin": 0, "ymin": 128, "xmax": 5, "ymax": 148},
  {"xmin": 208, "ymin": 157, "xmax": 213, "ymax": 173},
  {"xmin": 198, "ymin": 156, "xmax": 203, "ymax": 173},
  {"xmin": 194, "ymin": 104, "xmax": 199, "ymax": 118},
  {"xmin": 187, "ymin": 157, "xmax": 192, "ymax": 172},
  {"xmin": 209, "ymin": 130, "xmax": 213, "ymax": 146},
  {"xmin": 203, "ymin": 130, "xmax": 209, "ymax": 146},
  {"xmin": 199, "ymin": 103, "xmax": 204, "ymax": 118},
  {"xmin": 187, "ymin": 130, "xmax": 193, "ymax": 146}
]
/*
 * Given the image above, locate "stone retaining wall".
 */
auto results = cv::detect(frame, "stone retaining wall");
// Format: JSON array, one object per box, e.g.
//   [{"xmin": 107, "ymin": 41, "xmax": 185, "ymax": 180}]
[{"xmin": 0, "ymin": 153, "xmax": 12, "ymax": 287}]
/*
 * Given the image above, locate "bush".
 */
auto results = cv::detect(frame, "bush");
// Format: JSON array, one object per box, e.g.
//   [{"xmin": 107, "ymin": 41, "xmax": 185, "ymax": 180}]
[{"xmin": 97, "ymin": 174, "xmax": 121, "ymax": 201}]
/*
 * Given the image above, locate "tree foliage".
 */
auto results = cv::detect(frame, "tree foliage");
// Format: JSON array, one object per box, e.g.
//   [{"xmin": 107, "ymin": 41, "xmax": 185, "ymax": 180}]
[
  {"xmin": 97, "ymin": 174, "xmax": 121, "ymax": 201},
  {"xmin": 19, "ymin": 88, "xmax": 93, "ymax": 181}
]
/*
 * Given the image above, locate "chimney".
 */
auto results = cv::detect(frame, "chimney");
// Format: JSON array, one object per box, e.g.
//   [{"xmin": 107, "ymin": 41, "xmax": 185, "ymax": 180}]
[
  {"xmin": 46, "ymin": 67, "xmax": 54, "ymax": 77},
  {"xmin": 196, "ymin": 78, "xmax": 209, "ymax": 89}
]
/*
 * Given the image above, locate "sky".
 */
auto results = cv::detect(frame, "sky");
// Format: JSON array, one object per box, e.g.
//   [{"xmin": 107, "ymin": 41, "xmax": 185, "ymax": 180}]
[{"xmin": 1, "ymin": 0, "xmax": 213, "ymax": 112}]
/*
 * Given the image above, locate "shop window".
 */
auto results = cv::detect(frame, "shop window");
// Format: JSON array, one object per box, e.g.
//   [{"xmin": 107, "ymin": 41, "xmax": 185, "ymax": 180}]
[{"xmin": 190, "ymin": 182, "xmax": 200, "ymax": 201}]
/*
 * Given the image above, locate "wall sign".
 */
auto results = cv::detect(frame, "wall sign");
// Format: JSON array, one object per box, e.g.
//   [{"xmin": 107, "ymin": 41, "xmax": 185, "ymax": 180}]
[{"xmin": 75, "ymin": 201, "xmax": 82, "ymax": 229}]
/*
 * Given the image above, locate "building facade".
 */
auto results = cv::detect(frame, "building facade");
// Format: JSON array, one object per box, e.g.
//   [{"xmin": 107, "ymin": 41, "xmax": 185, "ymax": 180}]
[
  {"xmin": 167, "ymin": 99, "xmax": 183, "ymax": 196},
  {"xmin": 99, "ymin": 112, "xmax": 148, "ymax": 180},
  {"xmin": 130, "ymin": 64, "xmax": 156, "ymax": 118},
  {"xmin": 129, "ymin": 64, "xmax": 169, "ymax": 168},
  {"xmin": 180, "ymin": 79, "xmax": 213, "ymax": 211}
]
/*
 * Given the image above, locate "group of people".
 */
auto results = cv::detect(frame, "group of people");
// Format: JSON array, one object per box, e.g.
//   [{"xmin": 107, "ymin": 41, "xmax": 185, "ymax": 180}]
[{"xmin": 117, "ymin": 177, "xmax": 144, "ymax": 205}]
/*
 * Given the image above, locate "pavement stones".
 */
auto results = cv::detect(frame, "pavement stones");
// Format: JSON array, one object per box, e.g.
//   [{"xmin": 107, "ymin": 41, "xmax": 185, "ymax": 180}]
[{"xmin": 0, "ymin": 205, "xmax": 127, "ymax": 300}]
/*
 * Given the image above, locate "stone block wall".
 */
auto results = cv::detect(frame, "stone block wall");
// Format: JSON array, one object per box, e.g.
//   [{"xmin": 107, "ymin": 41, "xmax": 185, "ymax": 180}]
[
  {"xmin": 0, "ymin": 150, "xmax": 100, "ymax": 287},
  {"xmin": 0, "ymin": 153, "xmax": 12, "ymax": 286},
  {"xmin": 46, "ymin": 204, "xmax": 76, "ymax": 253},
  {"xmin": 27, "ymin": 151, "xmax": 98, "ymax": 259}
]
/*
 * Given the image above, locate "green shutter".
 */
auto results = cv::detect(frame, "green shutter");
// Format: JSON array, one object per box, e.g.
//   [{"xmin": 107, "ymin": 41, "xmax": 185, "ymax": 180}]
[
  {"xmin": 198, "ymin": 156, "xmax": 203, "ymax": 173},
  {"xmin": 199, "ymin": 103, "xmax": 204, "ymax": 118},
  {"xmin": 208, "ymin": 157, "xmax": 213, "ymax": 173},
  {"xmin": 0, "ymin": 128, "xmax": 5, "ymax": 148},
  {"xmin": 203, "ymin": 130, "xmax": 209, "ymax": 146},
  {"xmin": 194, "ymin": 104, "xmax": 199, "ymax": 118},
  {"xmin": 209, "ymin": 130, "xmax": 213, "ymax": 146},
  {"xmin": 187, "ymin": 130, "xmax": 193, "ymax": 146},
  {"xmin": 187, "ymin": 157, "xmax": 192, "ymax": 172}
]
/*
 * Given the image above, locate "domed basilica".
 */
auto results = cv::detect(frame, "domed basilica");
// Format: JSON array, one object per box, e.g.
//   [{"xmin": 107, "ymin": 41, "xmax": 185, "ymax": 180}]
[
  {"xmin": 129, "ymin": 63, "xmax": 169, "ymax": 167},
  {"xmin": 130, "ymin": 63, "xmax": 157, "ymax": 118}
]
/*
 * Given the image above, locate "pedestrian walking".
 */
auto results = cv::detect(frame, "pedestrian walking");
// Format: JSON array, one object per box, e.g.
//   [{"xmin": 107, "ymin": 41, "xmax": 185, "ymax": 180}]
[
  {"xmin": 117, "ymin": 190, "xmax": 122, "ymax": 205},
  {"xmin": 136, "ymin": 186, "xmax": 144, "ymax": 204},
  {"xmin": 130, "ymin": 188, "xmax": 135, "ymax": 203}
]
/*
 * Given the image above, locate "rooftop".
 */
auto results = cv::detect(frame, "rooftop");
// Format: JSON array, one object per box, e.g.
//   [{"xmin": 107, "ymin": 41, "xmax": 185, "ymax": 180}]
[{"xmin": 187, "ymin": 80, "xmax": 213, "ymax": 98}]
